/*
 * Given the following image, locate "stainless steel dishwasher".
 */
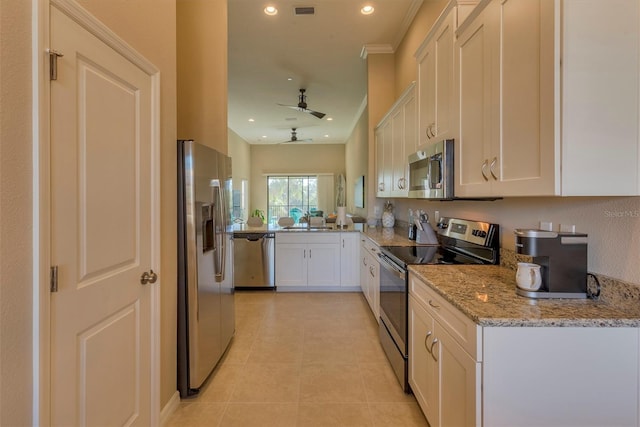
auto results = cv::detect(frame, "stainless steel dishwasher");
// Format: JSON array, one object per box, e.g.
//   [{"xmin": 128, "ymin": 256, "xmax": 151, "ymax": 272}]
[{"xmin": 233, "ymin": 232, "xmax": 275, "ymax": 289}]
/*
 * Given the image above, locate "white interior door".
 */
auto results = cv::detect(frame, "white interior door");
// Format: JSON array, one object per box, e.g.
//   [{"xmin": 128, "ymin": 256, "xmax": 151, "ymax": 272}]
[{"xmin": 49, "ymin": 5, "xmax": 157, "ymax": 426}]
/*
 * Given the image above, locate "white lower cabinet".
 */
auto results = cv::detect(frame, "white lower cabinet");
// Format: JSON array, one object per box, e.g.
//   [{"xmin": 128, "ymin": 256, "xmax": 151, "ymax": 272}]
[
  {"xmin": 339, "ymin": 232, "xmax": 360, "ymax": 287},
  {"xmin": 359, "ymin": 236, "xmax": 380, "ymax": 321},
  {"xmin": 409, "ymin": 272, "xmax": 640, "ymax": 427},
  {"xmin": 275, "ymin": 233, "xmax": 340, "ymax": 289},
  {"xmin": 409, "ymin": 292, "xmax": 480, "ymax": 427}
]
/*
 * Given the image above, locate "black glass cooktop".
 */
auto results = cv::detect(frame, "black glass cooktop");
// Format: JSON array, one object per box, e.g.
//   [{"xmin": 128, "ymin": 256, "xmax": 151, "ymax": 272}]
[{"xmin": 380, "ymin": 245, "xmax": 488, "ymax": 267}]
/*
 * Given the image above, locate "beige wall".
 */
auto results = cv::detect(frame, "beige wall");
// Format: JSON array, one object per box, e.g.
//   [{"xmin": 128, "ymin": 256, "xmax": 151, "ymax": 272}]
[
  {"xmin": 228, "ymin": 129, "xmax": 252, "ymax": 220},
  {"xmin": 0, "ymin": 1, "xmax": 33, "ymax": 425},
  {"xmin": 366, "ymin": 54, "xmax": 396, "ymax": 219},
  {"xmin": 394, "ymin": 0, "xmax": 448, "ymax": 97},
  {"xmin": 177, "ymin": 0, "xmax": 228, "ymax": 155},
  {"xmin": 228, "ymin": 129, "xmax": 252, "ymax": 186},
  {"xmin": 344, "ymin": 107, "xmax": 369, "ymax": 218},
  {"xmin": 250, "ymin": 144, "xmax": 346, "ymax": 216}
]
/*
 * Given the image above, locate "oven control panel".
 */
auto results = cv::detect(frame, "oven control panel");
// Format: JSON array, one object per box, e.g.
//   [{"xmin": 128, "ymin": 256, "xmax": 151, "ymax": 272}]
[{"xmin": 438, "ymin": 217, "xmax": 497, "ymax": 247}]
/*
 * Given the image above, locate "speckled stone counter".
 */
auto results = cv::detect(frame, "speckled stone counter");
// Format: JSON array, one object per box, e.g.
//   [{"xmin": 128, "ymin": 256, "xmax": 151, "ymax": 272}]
[
  {"xmin": 409, "ymin": 264, "xmax": 640, "ymax": 327},
  {"xmin": 361, "ymin": 226, "xmax": 418, "ymax": 246},
  {"xmin": 232, "ymin": 223, "xmax": 365, "ymax": 233}
]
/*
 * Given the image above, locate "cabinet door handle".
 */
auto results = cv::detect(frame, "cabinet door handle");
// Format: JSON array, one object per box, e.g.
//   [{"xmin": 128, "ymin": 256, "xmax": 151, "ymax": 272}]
[
  {"xmin": 363, "ymin": 257, "xmax": 368, "ymax": 266},
  {"xmin": 430, "ymin": 338, "xmax": 439, "ymax": 362},
  {"xmin": 424, "ymin": 331, "xmax": 433, "ymax": 354},
  {"xmin": 378, "ymin": 182, "xmax": 385, "ymax": 191},
  {"xmin": 428, "ymin": 299, "xmax": 440, "ymax": 309},
  {"xmin": 309, "ymin": 249, "xmax": 311, "ymax": 258},
  {"xmin": 481, "ymin": 159, "xmax": 489, "ymax": 181},
  {"xmin": 490, "ymin": 157, "xmax": 498, "ymax": 180},
  {"xmin": 369, "ymin": 265, "xmax": 375, "ymax": 277},
  {"xmin": 304, "ymin": 249, "xmax": 306, "ymax": 258}
]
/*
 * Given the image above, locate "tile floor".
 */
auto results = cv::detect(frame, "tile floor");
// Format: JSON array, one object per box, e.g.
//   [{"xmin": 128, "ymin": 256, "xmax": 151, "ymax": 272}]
[{"xmin": 166, "ymin": 291, "xmax": 429, "ymax": 427}]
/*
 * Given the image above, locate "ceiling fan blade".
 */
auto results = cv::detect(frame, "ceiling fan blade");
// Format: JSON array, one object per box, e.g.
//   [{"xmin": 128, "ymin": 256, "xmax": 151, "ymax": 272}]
[
  {"xmin": 277, "ymin": 103, "xmax": 298, "ymax": 109},
  {"xmin": 279, "ymin": 138, "xmax": 312, "ymax": 144},
  {"xmin": 304, "ymin": 109, "xmax": 326, "ymax": 119},
  {"xmin": 278, "ymin": 104, "xmax": 325, "ymax": 119}
]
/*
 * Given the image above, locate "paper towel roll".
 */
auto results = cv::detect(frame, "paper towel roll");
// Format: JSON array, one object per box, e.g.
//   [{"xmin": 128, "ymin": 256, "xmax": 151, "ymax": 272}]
[{"xmin": 336, "ymin": 206, "xmax": 347, "ymax": 226}]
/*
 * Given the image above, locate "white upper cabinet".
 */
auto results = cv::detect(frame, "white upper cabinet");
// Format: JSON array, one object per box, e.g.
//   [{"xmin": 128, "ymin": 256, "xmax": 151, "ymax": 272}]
[
  {"xmin": 416, "ymin": 1, "xmax": 477, "ymax": 147},
  {"xmin": 375, "ymin": 82, "xmax": 417, "ymax": 198},
  {"xmin": 455, "ymin": 0, "xmax": 640, "ymax": 197},
  {"xmin": 375, "ymin": 120, "xmax": 393, "ymax": 197}
]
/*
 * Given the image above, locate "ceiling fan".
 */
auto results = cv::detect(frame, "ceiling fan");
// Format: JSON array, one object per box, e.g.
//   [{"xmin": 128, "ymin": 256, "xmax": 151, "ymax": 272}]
[
  {"xmin": 279, "ymin": 128, "xmax": 313, "ymax": 144},
  {"xmin": 278, "ymin": 89, "xmax": 326, "ymax": 119}
]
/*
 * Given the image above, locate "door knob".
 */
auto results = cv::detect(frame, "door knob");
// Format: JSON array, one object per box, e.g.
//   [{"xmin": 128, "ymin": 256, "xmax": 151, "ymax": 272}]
[{"xmin": 140, "ymin": 269, "xmax": 158, "ymax": 285}]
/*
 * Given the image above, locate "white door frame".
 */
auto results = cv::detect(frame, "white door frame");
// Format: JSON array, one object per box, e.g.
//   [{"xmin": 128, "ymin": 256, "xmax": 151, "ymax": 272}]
[{"xmin": 32, "ymin": 0, "xmax": 161, "ymax": 424}]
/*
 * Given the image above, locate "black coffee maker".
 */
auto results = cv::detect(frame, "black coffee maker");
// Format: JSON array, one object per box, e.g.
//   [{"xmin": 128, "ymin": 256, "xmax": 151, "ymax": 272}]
[{"xmin": 514, "ymin": 229, "xmax": 588, "ymax": 299}]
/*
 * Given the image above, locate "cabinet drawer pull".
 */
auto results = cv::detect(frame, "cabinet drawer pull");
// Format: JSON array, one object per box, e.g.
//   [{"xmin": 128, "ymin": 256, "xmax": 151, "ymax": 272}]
[
  {"xmin": 430, "ymin": 338, "xmax": 439, "ymax": 362},
  {"xmin": 369, "ymin": 265, "xmax": 375, "ymax": 277},
  {"xmin": 481, "ymin": 159, "xmax": 489, "ymax": 181},
  {"xmin": 424, "ymin": 331, "xmax": 433, "ymax": 354},
  {"xmin": 428, "ymin": 299, "xmax": 440, "ymax": 309},
  {"xmin": 490, "ymin": 157, "xmax": 498, "ymax": 180}
]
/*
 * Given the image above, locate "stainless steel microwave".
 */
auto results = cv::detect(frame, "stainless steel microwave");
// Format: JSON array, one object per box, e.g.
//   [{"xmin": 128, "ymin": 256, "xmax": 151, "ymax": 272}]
[{"xmin": 408, "ymin": 139, "xmax": 454, "ymax": 199}]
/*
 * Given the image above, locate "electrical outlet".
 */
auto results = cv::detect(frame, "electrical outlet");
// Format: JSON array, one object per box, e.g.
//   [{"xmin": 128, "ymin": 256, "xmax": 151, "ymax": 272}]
[
  {"xmin": 559, "ymin": 224, "xmax": 576, "ymax": 233},
  {"xmin": 539, "ymin": 221, "xmax": 553, "ymax": 231}
]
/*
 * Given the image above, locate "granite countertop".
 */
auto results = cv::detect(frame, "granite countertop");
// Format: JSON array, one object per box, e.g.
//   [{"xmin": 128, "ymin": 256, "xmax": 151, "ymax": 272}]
[
  {"xmin": 409, "ymin": 264, "xmax": 640, "ymax": 327},
  {"xmin": 361, "ymin": 225, "xmax": 425, "ymax": 246},
  {"xmin": 232, "ymin": 223, "xmax": 365, "ymax": 233}
]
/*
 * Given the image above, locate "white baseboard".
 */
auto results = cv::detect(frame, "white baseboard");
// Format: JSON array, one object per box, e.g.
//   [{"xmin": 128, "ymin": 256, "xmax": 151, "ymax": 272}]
[{"xmin": 160, "ymin": 390, "xmax": 181, "ymax": 426}]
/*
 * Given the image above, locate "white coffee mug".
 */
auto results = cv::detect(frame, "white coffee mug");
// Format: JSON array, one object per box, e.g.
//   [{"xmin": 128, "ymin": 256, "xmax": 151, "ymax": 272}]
[{"xmin": 516, "ymin": 262, "xmax": 542, "ymax": 291}]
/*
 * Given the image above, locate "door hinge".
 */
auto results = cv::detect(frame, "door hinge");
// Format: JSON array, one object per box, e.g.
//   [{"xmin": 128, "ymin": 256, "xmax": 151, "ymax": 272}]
[
  {"xmin": 50, "ymin": 266, "xmax": 58, "ymax": 292},
  {"xmin": 46, "ymin": 49, "xmax": 64, "ymax": 81}
]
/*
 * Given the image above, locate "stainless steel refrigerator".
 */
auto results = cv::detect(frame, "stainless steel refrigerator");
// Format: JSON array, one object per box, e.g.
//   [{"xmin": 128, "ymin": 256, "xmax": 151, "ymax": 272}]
[{"xmin": 177, "ymin": 139, "xmax": 235, "ymax": 397}]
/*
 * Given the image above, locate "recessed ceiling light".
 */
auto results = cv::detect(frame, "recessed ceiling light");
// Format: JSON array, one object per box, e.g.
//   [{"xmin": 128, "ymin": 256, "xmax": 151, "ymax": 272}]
[
  {"xmin": 264, "ymin": 6, "xmax": 278, "ymax": 16},
  {"xmin": 361, "ymin": 5, "xmax": 374, "ymax": 15},
  {"xmin": 324, "ymin": 134, "xmax": 330, "ymax": 138},
  {"xmin": 248, "ymin": 118, "xmax": 255, "ymax": 122},
  {"xmin": 262, "ymin": 135, "xmax": 267, "ymax": 138},
  {"xmin": 287, "ymin": 77, "xmax": 293, "ymax": 81},
  {"xmin": 326, "ymin": 117, "xmax": 333, "ymax": 121}
]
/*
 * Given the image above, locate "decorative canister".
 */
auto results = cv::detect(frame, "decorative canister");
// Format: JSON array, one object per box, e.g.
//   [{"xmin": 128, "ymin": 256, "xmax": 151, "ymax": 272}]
[{"xmin": 382, "ymin": 201, "xmax": 395, "ymax": 228}]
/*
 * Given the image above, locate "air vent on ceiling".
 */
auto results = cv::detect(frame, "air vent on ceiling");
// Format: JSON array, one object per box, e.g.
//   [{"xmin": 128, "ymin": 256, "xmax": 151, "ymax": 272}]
[{"xmin": 294, "ymin": 6, "xmax": 315, "ymax": 16}]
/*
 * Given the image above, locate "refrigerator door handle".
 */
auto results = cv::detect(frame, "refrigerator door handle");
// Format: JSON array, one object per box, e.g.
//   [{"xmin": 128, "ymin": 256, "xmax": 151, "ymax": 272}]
[
  {"xmin": 218, "ymin": 179, "xmax": 227, "ymax": 282},
  {"xmin": 210, "ymin": 179, "xmax": 224, "ymax": 282}
]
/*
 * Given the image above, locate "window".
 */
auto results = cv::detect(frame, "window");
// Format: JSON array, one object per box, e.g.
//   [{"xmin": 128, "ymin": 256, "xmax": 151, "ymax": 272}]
[{"xmin": 267, "ymin": 176, "xmax": 318, "ymax": 225}]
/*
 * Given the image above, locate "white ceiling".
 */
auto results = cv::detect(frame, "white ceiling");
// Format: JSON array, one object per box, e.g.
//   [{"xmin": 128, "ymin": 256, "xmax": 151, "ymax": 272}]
[{"xmin": 227, "ymin": 0, "xmax": 423, "ymax": 145}]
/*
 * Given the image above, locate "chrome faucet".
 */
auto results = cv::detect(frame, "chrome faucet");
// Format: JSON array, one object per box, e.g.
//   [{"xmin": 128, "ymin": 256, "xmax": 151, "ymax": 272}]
[{"xmin": 302, "ymin": 211, "xmax": 311, "ymax": 227}]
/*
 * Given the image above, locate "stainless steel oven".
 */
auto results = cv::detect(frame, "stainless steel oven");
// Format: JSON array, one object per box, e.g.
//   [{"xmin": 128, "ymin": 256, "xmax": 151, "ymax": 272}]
[
  {"xmin": 378, "ymin": 252, "xmax": 410, "ymax": 392},
  {"xmin": 377, "ymin": 217, "xmax": 500, "ymax": 394}
]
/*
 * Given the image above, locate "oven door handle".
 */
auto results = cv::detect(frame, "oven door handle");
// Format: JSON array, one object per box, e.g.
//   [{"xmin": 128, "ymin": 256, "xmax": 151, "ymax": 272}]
[{"xmin": 378, "ymin": 254, "xmax": 406, "ymax": 279}]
